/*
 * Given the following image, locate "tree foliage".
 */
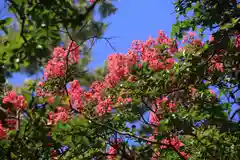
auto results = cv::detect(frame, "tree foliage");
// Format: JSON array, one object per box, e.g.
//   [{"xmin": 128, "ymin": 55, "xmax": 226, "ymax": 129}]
[
  {"xmin": 0, "ymin": 28, "xmax": 240, "ymax": 159},
  {"xmin": 0, "ymin": 0, "xmax": 117, "ymax": 87},
  {"xmin": 0, "ymin": 0, "xmax": 240, "ymax": 160},
  {"xmin": 172, "ymin": 0, "xmax": 240, "ymax": 38},
  {"xmin": 172, "ymin": 0, "xmax": 240, "ymax": 120}
]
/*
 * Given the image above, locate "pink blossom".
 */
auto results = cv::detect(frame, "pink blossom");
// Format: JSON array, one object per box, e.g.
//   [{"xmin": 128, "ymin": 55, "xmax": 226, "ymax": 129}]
[
  {"xmin": 189, "ymin": 87, "xmax": 197, "ymax": 95},
  {"xmin": 117, "ymin": 97, "xmax": 132, "ymax": 104},
  {"xmin": 0, "ymin": 122, "xmax": 7, "ymax": 139},
  {"xmin": 149, "ymin": 111, "xmax": 161, "ymax": 126},
  {"xmin": 48, "ymin": 96, "xmax": 55, "ymax": 104},
  {"xmin": 209, "ymin": 89, "xmax": 215, "ymax": 95},
  {"xmin": 208, "ymin": 55, "xmax": 224, "ymax": 72},
  {"xmin": 152, "ymin": 152, "xmax": 161, "ymax": 160},
  {"xmin": 96, "ymin": 98, "xmax": 113, "ymax": 116},
  {"xmin": 107, "ymin": 147, "xmax": 118, "ymax": 160},
  {"xmin": 5, "ymin": 119, "xmax": 17, "ymax": 130},
  {"xmin": 107, "ymin": 138, "xmax": 122, "ymax": 160},
  {"xmin": 43, "ymin": 41, "xmax": 80, "ymax": 80},
  {"xmin": 48, "ymin": 107, "xmax": 69, "ymax": 125},
  {"xmin": 2, "ymin": 91, "xmax": 27, "ymax": 109},
  {"xmin": 68, "ymin": 80, "xmax": 84, "ymax": 112}
]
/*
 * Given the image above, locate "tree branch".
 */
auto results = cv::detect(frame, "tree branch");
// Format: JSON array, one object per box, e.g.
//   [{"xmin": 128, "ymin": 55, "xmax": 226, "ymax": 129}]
[{"xmin": 230, "ymin": 108, "xmax": 240, "ymax": 120}]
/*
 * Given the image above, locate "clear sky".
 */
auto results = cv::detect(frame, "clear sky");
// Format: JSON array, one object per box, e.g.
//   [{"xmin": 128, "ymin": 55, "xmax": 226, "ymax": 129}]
[{"xmin": 0, "ymin": 0, "xmax": 176, "ymax": 85}]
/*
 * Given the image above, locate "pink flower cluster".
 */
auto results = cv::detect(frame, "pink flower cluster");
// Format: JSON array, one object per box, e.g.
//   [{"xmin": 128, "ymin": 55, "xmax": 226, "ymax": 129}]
[
  {"xmin": 157, "ymin": 30, "xmax": 178, "ymax": 54},
  {"xmin": 148, "ymin": 97, "xmax": 189, "ymax": 159},
  {"xmin": 68, "ymin": 80, "xmax": 84, "ymax": 112},
  {"xmin": 48, "ymin": 107, "xmax": 69, "ymax": 125},
  {"xmin": 165, "ymin": 137, "xmax": 189, "ymax": 159},
  {"xmin": 106, "ymin": 52, "xmax": 138, "ymax": 87},
  {"xmin": 155, "ymin": 97, "xmax": 176, "ymax": 112},
  {"xmin": 89, "ymin": 81, "xmax": 106, "ymax": 102},
  {"xmin": 5, "ymin": 119, "xmax": 17, "ymax": 130},
  {"xmin": 53, "ymin": 32, "xmax": 179, "ymax": 117},
  {"xmin": 148, "ymin": 135, "xmax": 189, "ymax": 159},
  {"xmin": 131, "ymin": 31, "xmax": 176, "ymax": 72},
  {"xmin": 182, "ymin": 31, "xmax": 203, "ymax": 47},
  {"xmin": 44, "ymin": 41, "xmax": 80, "ymax": 80},
  {"xmin": 107, "ymin": 146, "xmax": 118, "ymax": 160},
  {"xmin": 67, "ymin": 79, "xmax": 115, "ymax": 116},
  {"xmin": 117, "ymin": 96, "xmax": 132, "ymax": 105},
  {"xmin": 0, "ymin": 122, "xmax": 7, "ymax": 139},
  {"xmin": 151, "ymin": 152, "xmax": 161, "ymax": 160},
  {"xmin": 105, "ymin": 30, "xmax": 176, "ymax": 87},
  {"xmin": 90, "ymin": 82, "xmax": 115, "ymax": 115},
  {"xmin": 96, "ymin": 98, "xmax": 113, "ymax": 116},
  {"xmin": 208, "ymin": 55, "xmax": 224, "ymax": 72},
  {"xmin": 0, "ymin": 30, "xmax": 210, "ymax": 137},
  {"xmin": 149, "ymin": 97, "xmax": 176, "ymax": 127},
  {"xmin": 107, "ymin": 138, "xmax": 123, "ymax": 160},
  {"xmin": 1, "ymin": 91, "xmax": 26, "ymax": 139},
  {"xmin": 2, "ymin": 91, "xmax": 26, "ymax": 109}
]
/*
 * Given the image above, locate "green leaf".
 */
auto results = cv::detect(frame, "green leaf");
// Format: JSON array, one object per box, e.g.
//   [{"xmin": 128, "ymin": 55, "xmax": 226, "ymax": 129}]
[
  {"xmin": 186, "ymin": 7, "xmax": 192, "ymax": 13},
  {"xmin": 179, "ymin": 145, "xmax": 185, "ymax": 152},
  {"xmin": 156, "ymin": 135, "xmax": 165, "ymax": 141},
  {"xmin": 69, "ymin": 116, "xmax": 89, "ymax": 127},
  {"xmin": 8, "ymin": 130, "xmax": 17, "ymax": 137},
  {"xmin": 81, "ymin": 136, "xmax": 90, "ymax": 146},
  {"xmin": 203, "ymin": 43, "xmax": 209, "ymax": 50},
  {"xmin": 57, "ymin": 121, "xmax": 68, "ymax": 130},
  {"xmin": 220, "ymin": 23, "xmax": 233, "ymax": 30},
  {"xmin": 99, "ymin": 2, "xmax": 117, "ymax": 18},
  {"xmin": 14, "ymin": 0, "xmax": 25, "ymax": 4},
  {"xmin": 23, "ymin": 93, "xmax": 31, "ymax": 103},
  {"xmin": 10, "ymin": 152, "xmax": 17, "ymax": 159},
  {"xmin": 63, "ymin": 135, "xmax": 72, "ymax": 145},
  {"xmin": 142, "ymin": 62, "xmax": 149, "ymax": 73},
  {"xmin": 0, "ymin": 17, "xmax": 13, "ymax": 27},
  {"xmin": 51, "ymin": 96, "xmax": 61, "ymax": 108},
  {"xmin": 173, "ymin": 51, "xmax": 183, "ymax": 59},
  {"xmin": 231, "ymin": 18, "xmax": 239, "ymax": 25},
  {"xmin": 171, "ymin": 24, "xmax": 180, "ymax": 37}
]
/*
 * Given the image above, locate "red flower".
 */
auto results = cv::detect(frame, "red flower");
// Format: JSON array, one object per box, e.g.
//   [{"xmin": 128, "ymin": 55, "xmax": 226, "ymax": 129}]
[
  {"xmin": 48, "ymin": 107, "xmax": 69, "ymax": 125},
  {"xmin": 0, "ymin": 121, "xmax": 7, "ymax": 139},
  {"xmin": 44, "ymin": 41, "xmax": 80, "ymax": 80},
  {"xmin": 2, "ymin": 91, "xmax": 27, "ymax": 109},
  {"xmin": 96, "ymin": 98, "xmax": 113, "ymax": 116}
]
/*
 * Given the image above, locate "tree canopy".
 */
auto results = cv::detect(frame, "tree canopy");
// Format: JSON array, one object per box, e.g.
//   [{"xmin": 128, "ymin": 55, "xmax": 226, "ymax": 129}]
[
  {"xmin": 0, "ymin": 0, "xmax": 240, "ymax": 160},
  {"xmin": 0, "ymin": 0, "xmax": 117, "ymax": 87}
]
